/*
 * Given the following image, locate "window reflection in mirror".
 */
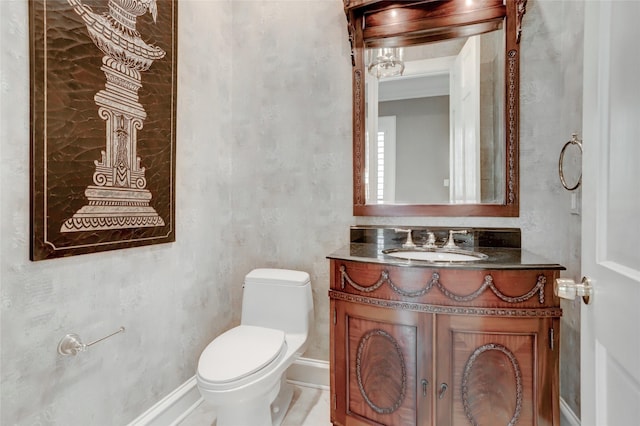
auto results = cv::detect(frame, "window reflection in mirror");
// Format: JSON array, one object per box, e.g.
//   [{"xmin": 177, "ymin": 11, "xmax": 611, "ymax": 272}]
[{"xmin": 364, "ymin": 27, "xmax": 505, "ymax": 205}]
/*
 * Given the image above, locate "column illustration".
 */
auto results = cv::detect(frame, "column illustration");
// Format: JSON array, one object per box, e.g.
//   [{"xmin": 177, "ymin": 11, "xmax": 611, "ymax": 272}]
[{"xmin": 61, "ymin": 0, "xmax": 166, "ymax": 232}]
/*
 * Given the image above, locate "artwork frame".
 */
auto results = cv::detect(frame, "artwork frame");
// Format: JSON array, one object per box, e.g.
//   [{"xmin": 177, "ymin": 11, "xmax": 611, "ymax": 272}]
[{"xmin": 29, "ymin": 0, "xmax": 177, "ymax": 261}]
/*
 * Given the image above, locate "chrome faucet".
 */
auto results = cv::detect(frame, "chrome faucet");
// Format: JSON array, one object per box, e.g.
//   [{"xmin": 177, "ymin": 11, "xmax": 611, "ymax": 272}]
[
  {"xmin": 423, "ymin": 232, "xmax": 438, "ymax": 249},
  {"xmin": 443, "ymin": 230, "xmax": 468, "ymax": 249},
  {"xmin": 394, "ymin": 228, "xmax": 416, "ymax": 248}
]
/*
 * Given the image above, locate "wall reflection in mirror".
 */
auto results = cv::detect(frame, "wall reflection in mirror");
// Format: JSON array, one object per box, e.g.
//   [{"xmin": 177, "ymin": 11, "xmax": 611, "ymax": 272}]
[{"xmin": 364, "ymin": 28, "xmax": 505, "ymax": 205}]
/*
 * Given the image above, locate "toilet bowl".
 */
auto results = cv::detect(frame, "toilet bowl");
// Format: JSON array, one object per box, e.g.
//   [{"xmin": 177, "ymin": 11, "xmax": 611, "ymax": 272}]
[{"xmin": 196, "ymin": 268, "xmax": 314, "ymax": 426}]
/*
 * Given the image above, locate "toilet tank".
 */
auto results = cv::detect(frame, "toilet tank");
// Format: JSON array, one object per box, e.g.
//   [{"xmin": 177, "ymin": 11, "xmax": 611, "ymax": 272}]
[{"xmin": 241, "ymin": 269, "xmax": 313, "ymax": 337}]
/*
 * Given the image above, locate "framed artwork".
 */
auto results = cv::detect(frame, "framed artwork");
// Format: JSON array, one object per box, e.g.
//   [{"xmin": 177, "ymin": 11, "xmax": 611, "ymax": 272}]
[{"xmin": 29, "ymin": 0, "xmax": 177, "ymax": 260}]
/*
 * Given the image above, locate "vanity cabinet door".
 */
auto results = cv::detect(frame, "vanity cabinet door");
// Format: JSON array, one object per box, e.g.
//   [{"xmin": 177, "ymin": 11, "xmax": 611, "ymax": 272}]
[
  {"xmin": 331, "ymin": 300, "xmax": 433, "ymax": 426},
  {"xmin": 435, "ymin": 315, "xmax": 559, "ymax": 426}
]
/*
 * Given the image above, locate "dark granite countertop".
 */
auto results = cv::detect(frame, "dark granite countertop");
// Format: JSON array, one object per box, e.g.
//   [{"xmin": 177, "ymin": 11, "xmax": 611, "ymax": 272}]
[{"xmin": 328, "ymin": 243, "xmax": 565, "ymax": 271}]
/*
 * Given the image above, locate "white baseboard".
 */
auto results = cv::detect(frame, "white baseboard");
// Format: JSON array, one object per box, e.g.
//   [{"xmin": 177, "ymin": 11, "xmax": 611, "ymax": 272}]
[
  {"xmin": 560, "ymin": 397, "xmax": 581, "ymax": 426},
  {"xmin": 286, "ymin": 357, "xmax": 330, "ymax": 390},
  {"xmin": 127, "ymin": 357, "xmax": 329, "ymax": 426},
  {"xmin": 127, "ymin": 376, "xmax": 203, "ymax": 426}
]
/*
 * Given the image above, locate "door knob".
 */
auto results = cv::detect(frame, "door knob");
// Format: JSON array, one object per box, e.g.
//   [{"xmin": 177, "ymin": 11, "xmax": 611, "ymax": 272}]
[{"xmin": 554, "ymin": 276, "xmax": 593, "ymax": 304}]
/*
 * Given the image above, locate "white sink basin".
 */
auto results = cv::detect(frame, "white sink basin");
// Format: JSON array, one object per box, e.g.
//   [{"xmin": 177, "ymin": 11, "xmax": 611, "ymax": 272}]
[{"xmin": 383, "ymin": 249, "xmax": 488, "ymax": 262}]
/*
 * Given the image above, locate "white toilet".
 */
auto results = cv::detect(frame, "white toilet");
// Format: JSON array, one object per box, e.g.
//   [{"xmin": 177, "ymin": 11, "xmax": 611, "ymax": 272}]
[{"xmin": 196, "ymin": 268, "xmax": 314, "ymax": 426}]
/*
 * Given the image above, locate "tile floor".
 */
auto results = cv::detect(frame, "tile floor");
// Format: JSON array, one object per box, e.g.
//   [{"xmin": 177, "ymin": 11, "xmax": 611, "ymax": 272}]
[
  {"xmin": 178, "ymin": 384, "xmax": 331, "ymax": 426},
  {"xmin": 179, "ymin": 385, "xmax": 575, "ymax": 426}
]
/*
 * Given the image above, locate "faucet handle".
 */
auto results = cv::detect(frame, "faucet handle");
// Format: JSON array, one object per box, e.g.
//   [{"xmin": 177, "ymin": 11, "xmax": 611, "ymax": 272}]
[
  {"xmin": 443, "ymin": 230, "xmax": 468, "ymax": 249},
  {"xmin": 394, "ymin": 228, "xmax": 417, "ymax": 248}
]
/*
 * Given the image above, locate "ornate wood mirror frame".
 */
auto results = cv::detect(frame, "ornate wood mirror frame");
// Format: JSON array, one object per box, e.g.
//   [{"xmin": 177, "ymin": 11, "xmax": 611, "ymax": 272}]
[{"xmin": 345, "ymin": 0, "xmax": 526, "ymax": 217}]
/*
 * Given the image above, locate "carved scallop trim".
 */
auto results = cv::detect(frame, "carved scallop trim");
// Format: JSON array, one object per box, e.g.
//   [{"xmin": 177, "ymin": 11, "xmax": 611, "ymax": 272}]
[
  {"xmin": 329, "ymin": 290, "xmax": 563, "ymax": 318},
  {"xmin": 340, "ymin": 266, "xmax": 545, "ymax": 304},
  {"xmin": 356, "ymin": 329, "xmax": 407, "ymax": 414},
  {"xmin": 461, "ymin": 343, "xmax": 523, "ymax": 426},
  {"xmin": 341, "ymin": 266, "xmax": 388, "ymax": 293},
  {"xmin": 340, "ymin": 265, "xmax": 437, "ymax": 297}
]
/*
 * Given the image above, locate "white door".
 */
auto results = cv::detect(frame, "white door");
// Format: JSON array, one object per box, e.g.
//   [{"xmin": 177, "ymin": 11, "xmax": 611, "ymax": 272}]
[{"xmin": 581, "ymin": 1, "xmax": 640, "ymax": 425}]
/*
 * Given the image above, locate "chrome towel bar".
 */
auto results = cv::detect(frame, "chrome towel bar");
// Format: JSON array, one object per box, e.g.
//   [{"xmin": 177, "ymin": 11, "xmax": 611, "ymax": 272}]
[{"xmin": 57, "ymin": 326, "xmax": 125, "ymax": 356}]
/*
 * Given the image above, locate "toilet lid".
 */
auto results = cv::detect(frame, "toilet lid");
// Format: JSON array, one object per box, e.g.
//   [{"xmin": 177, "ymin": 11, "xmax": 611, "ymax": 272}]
[{"xmin": 198, "ymin": 325, "xmax": 286, "ymax": 383}]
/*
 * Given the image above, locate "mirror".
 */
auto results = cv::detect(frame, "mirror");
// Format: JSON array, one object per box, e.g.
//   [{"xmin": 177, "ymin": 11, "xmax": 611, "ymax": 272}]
[
  {"xmin": 345, "ymin": 0, "xmax": 526, "ymax": 216},
  {"xmin": 365, "ymin": 30, "xmax": 505, "ymax": 205}
]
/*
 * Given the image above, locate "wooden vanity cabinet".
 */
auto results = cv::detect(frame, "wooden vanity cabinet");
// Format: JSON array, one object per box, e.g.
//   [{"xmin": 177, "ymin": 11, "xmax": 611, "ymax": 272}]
[{"xmin": 329, "ymin": 260, "xmax": 562, "ymax": 426}]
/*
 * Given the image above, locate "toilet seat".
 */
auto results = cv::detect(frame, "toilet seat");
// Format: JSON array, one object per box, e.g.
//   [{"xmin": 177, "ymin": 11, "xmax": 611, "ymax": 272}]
[{"xmin": 197, "ymin": 325, "xmax": 286, "ymax": 386}]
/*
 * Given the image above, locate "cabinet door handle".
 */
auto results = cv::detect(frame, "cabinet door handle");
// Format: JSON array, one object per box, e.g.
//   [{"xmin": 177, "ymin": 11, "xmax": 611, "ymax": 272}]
[
  {"xmin": 421, "ymin": 379, "xmax": 429, "ymax": 397},
  {"xmin": 438, "ymin": 383, "xmax": 448, "ymax": 399}
]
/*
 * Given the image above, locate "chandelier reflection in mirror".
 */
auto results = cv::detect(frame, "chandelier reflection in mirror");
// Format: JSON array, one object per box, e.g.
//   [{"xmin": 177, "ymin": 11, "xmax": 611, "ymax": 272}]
[{"xmin": 367, "ymin": 47, "xmax": 405, "ymax": 78}]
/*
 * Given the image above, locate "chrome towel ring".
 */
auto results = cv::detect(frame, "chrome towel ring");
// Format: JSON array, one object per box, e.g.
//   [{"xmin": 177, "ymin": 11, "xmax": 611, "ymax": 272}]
[{"xmin": 559, "ymin": 133, "xmax": 583, "ymax": 191}]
